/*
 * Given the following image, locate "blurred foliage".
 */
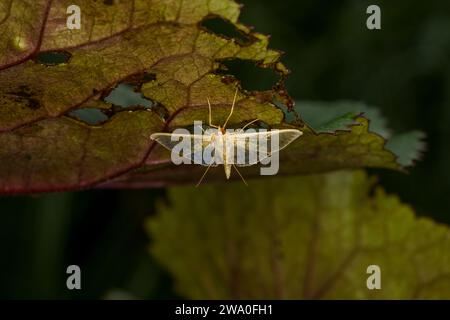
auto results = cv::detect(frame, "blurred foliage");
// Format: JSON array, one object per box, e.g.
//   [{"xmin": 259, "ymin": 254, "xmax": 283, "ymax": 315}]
[
  {"xmin": 148, "ymin": 171, "xmax": 450, "ymax": 299},
  {"xmin": 236, "ymin": 0, "xmax": 450, "ymax": 223}
]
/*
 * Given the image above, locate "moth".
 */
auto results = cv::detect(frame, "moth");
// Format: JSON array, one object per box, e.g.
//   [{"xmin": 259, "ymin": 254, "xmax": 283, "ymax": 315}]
[{"xmin": 151, "ymin": 89, "xmax": 302, "ymax": 186}]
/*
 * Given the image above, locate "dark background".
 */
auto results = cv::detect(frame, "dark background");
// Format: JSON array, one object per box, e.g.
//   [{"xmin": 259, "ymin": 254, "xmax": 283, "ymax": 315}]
[{"xmin": 0, "ymin": 0, "xmax": 449, "ymax": 299}]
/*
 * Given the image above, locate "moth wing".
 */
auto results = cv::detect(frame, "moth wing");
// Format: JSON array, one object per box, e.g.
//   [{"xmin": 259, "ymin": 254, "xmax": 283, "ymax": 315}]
[
  {"xmin": 271, "ymin": 129, "xmax": 303, "ymax": 152},
  {"xmin": 228, "ymin": 129, "xmax": 303, "ymax": 166},
  {"xmin": 150, "ymin": 132, "xmax": 218, "ymax": 166},
  {"xmin": 226, "ymin": 132, "xmax": 261, "ymax": 167}
]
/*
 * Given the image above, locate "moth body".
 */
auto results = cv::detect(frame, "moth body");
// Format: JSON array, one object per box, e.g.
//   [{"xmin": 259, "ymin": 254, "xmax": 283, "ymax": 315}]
[
  {"xmin": 149, "ymin": 88, "xmax": 303, "ymax": 186},
  {"xmin": 219, "ymin": 129, "xmax": 232, "ymax": 179}
]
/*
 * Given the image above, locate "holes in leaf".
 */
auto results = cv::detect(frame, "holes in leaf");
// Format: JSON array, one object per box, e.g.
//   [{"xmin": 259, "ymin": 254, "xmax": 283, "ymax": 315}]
[
  {"xmin": 69, "ymin": 109, "xmax": 108, "ymax": 125},
  {"xmin": 201, "ymin": 17, "xmax": 250, "ymax": 45},
  {"xmin": 69, "ymin": 80, "xmax": 169, "ymax": 125},
  {"xmin": 104, "ymin": 84, "xmax": 152, "ymax": 109},
  {"xmin": 103, "ymin": 83, "xmax": 168, "ymax": 120},
  {"xmin": 218, "ymin": 59, "xmax": 279, "ymax": 91},
  {"xmin": 35, "ymin": 51, "xmax": 72, "ymax": 65}
]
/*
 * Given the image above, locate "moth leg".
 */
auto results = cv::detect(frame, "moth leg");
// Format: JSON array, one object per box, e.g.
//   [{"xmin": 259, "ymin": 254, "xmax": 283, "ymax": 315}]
[
  {"xmin": 207, "ymin": 97, "xmax": 219, "ymax": 129},
  {"xmin": 223, "ymin": 88, "xmax": 238, "ymax": 129},
  {"xmin": 241, "ymin": 118, "xmax": 259, "ymax": 130},
  {"xmin": 232, "ymin": 164, "xmax": 248, "ymax": 186},
  {"xmin": 196, "ymin": 163, "xmax": 213, "ymax": 187}
]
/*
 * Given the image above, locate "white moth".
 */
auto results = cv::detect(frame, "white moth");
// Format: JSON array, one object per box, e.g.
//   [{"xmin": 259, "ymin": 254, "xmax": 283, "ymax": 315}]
[{"xmin": 151, "ymin": 89, "xmax": 302, "ymax": 186}]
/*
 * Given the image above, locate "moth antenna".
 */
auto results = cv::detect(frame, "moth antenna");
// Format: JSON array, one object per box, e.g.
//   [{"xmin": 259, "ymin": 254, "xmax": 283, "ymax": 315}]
[
  {"xmin": 232, "ymin": 164, "xmax": 248, "ymax": 186},
  {"xmin": 196, "ymin": 163, "xmax": 213, "ymax": 187},
  {"xmin": 241, "ymin": 118, "xmax": 259, "ymax": 130},
  {"xmin": 207, "ymin": 97, "xmax": 219, "ymax": 128},
  {"xmin": 223, "ymin": 88, "xmax": 238, "ymax": 129}
]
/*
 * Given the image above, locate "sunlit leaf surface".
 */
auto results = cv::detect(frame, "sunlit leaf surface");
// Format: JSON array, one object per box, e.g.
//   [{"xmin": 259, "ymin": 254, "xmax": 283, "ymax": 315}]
[{"xmin": 0, "ymin": 0, "xmax": 412, "ymax": 193}]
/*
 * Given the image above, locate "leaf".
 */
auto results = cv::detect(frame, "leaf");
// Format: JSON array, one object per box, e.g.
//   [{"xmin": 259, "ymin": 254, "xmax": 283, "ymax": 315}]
[
  {"xmin": 0, "ymin": 1, "xmax": 412, "ymax": 193},
  {"xmin": 295, "ymin": 101, "xmax": 425, "ymax": 168},
  {"xmin": 147, "ymin": 170, "xmax": 450, "ymax": 299},
  {"xmin": 0, "ymin": 111, "xmax": 161, "ymax": 193},
  {"xmin": 295, "ymin": 101, "xmax": 390, "ymax": 137},
  {"xmin": 385, "ymin": 131, "xmax": 427, "ymax": 167},
  {"xmin": 0, "ymin": 0, "xmax": 284, "ymax": 131},
  {"xmin": 0, "ymin": 0, "xmax": 288, "ymax": 193}
]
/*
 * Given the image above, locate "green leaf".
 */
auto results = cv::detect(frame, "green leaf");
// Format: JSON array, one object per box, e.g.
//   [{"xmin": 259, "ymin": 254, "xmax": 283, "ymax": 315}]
[
  {"xmin": 294, "ymin": 101, "xmax": 425, "ymax": 168},
  {"xmin": 147, "ymin": 170, "xmax": 450, "ymax": 299},
  {"xmin": 295, "ymin": 101, "xmax": 390, "ymax": 137},
  {"xmin": 385, "ymin": 131, "xmax": 426, "ymax": 167},
  {"xmin": 0, "ymin": 1, "xmax": 412, "ymax": 193}
]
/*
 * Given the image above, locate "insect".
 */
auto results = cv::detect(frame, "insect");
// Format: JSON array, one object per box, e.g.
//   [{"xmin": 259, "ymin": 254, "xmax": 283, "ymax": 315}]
[{"xmin": 150, "ymin": 89, "xmax": 302, "ymax": 186}]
